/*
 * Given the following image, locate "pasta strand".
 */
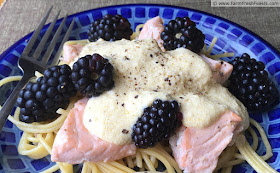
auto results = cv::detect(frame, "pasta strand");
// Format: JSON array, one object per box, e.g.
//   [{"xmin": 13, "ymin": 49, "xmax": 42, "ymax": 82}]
[
  {"xmin": 40, "ymin": 164, "xmax": 60, "ymax": 173},
  {"xmin": 141, "ymin": 152, "xmax": 156, "ymax": 172},
  {"xmin": 108, "ymin": 161, "xmax": 135, "ymax": 173},
  {"xmin": 250, "ymin": 118, "xmax": 273, "ymax": 160},
  {"xmin": 139, "ymin": 148, "xmax": 176, "ymax": 173},
  {"xmin": 236, "ymin": 135, "xmax": 277, "ymax": 173}
]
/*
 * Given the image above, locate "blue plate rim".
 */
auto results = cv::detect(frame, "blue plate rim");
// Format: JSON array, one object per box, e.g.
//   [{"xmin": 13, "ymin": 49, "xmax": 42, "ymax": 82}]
[{"xmin": 0, "ymin": 3, "xmax": 280, "ymax": 63}]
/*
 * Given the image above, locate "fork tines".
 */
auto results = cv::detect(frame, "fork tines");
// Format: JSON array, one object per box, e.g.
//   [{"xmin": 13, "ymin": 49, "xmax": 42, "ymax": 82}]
[{"xmin": 22, "ymin": 6, "xmax": 75, "ymax": 71}]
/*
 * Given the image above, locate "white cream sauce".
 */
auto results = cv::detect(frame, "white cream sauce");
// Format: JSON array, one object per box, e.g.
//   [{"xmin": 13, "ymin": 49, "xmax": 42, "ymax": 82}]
[{"xmin": 70, "ymin": 39, "xmax": 249, "ymax": 145}]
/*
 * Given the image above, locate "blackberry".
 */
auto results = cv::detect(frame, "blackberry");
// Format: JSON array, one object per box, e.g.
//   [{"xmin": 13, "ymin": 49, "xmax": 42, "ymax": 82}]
[
  {"xmin": 71, "ymin": 54, "xmax": 114, "ymax": 97},
  {"xmin": 17, "ymin": 64, "xmax": 77, "ymax": 123},
  {"xmin": 131, "ymin": 99, "xmax": 182, "ymax": 148},
  {"xmin": 228, "ymin": 53, "xmax": 279, "ymax": 111},
  {"xmin": 160, "ymin": 17, "xmax": 205, "ymax": 53},
  {"xmin": 88, "ymin": 14, "xmax": 133, "ymax": 42}
]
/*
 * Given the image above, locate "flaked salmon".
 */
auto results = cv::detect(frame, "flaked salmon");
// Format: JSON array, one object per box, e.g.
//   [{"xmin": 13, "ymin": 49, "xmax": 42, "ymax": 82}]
[
  {"xmin": 62, "ymin": 44, "xmax": 84, "ymax": 64},
  {"xmin": 138, "ymin": 16, "xmax": 165, "ymax": 51},
  {"xmin": 169, "ymin": 111, "xmax": 242, "ymax": 173},
  {"xmin": 200, "ymin": 54, "xmax": 233, "ymax": 84},
  {"xmin": 56, "ymin": 19, "xmax": 241, "ymax": 170},
  {"xmin": 51, "ymin": 98, "xmax": 136, "ymax": 164}
]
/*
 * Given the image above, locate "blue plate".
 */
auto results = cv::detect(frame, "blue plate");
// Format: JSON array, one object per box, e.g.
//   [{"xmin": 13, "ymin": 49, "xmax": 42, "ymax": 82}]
[{"xmin": 0, "ymin": 4, "xmax": 279, "ymax": 173}]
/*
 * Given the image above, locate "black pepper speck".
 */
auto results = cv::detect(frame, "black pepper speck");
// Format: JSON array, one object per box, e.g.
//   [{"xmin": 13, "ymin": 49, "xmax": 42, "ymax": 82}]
[{"xmin": 122, "ymin": 129, "xmax": 129, "ymax": 134}]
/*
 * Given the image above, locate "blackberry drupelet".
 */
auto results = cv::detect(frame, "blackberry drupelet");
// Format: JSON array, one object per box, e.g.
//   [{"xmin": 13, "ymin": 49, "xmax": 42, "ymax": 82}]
[
  {"xmin": 88, "ymin": 14, "xmax": 133, "ymax": 42},
  {"xmin": 160, "ymin": 17, "xmax": 205, "ymax": 53},
  {"xmin": 17, "ymin": 64, "xmax": 77, "ymax": 123},
  {"xmin": 131, "ymin": 99, "xmax": 182, "ymax": 148},
  {"xmin": 71, "ymin": 53, "xmax": 114, "ymax": 97},
  {"xmin": 228, "ymin": 53, "xmax": 279, "ymax": 111}
]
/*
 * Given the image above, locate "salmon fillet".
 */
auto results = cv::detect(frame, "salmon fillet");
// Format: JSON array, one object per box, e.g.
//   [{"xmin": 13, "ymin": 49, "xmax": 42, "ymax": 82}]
[
  {"xmin": 62, "ymin": 44, "xmax": 84, "ymax": 64},
  {"xmin": 51, "ymin": 98, "xmax": 136, "ymax": 164},
  {"xmin": 169, "ymin": 111, "xmax": 242, "ymax": 173}
]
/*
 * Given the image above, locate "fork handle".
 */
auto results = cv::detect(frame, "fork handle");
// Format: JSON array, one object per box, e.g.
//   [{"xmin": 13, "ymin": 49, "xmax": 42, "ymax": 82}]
[{"xmin": 0, "ymin": 73, "xmax": 34, "ymax": 131}]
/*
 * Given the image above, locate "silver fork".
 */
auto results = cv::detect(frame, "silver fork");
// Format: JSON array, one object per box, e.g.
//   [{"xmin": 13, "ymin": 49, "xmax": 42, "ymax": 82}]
[{"xmin": 0, "ymin": 6, "xmax": 75, "ymax": 131}]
